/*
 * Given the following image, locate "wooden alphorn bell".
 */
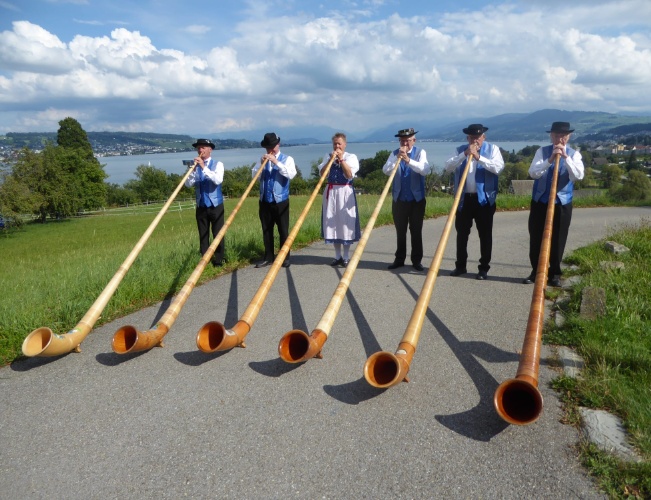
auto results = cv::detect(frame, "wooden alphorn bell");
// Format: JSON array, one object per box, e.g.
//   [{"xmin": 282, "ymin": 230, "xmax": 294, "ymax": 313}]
[
  {"xmin": 364, "ymin": 154, "xmax": 473, "ymax": 388},
  {"xmin": 493, "ymin": 154, "xmax": 561, "ymax": 425}
]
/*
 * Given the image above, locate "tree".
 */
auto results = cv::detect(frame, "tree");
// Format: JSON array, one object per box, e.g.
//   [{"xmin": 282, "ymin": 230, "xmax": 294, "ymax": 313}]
[
  {"xmin": 575, "ymin": 167, "xmax": 596, "ymax": 189},
  {"xmin": 358, "ymin": 150, "xmax": 390, "ymax": 178},
  {"xmin": 57, "ymin": 117, "xmax": 95, "ymax": 160},
  {"xmin": 600, "ymin": 164, "xmax": 624, "ymax": 189},
  {"xmin": 609, "ymin": 170, "xmax": 651, "ymax": 201},
  {"xmin": 0, "ymin": 164, "xmax": 40, "ymax": 227},
  {"xmin": 124, "ymin": 164, "xmax": 171, "ymax": 202},
  {"xmin": 106, "ymin": 183, "xmax": 139, "ymax": 206},
  {"xmin": 626, "ymin": 150, "xmax": 638, "ymax": 171},
  {"xmin": 499, "ymin": 161, "xmax": 530, "ymax": 193}
]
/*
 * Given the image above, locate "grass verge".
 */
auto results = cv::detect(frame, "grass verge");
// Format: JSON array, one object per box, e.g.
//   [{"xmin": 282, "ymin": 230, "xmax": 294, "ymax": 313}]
[{"xmin": 546, "ymin": 220, "xmax": 651, "ymax": 499}]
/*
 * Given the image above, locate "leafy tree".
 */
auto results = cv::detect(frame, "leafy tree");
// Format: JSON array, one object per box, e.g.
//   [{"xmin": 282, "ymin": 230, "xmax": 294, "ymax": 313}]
[
  {"xmin": 124, "ymin": 164, "xmax": 171, "ymax": 202},
  {"xmin": 626, "ymin": 150, "xmax": 638, "ymax": 171},
  {"xmin": 57, "ymin": 117, "xmax": 95, "ymax": 160},
  {"xmin": 167, "ymin": 172, "xmax": 194, "ymax": 200},
  {"xmin": 310, "ymin": 158, "xmax": 324, "ymax": 180},
  {"xmin": 4, "ymin": 118, "xmax": 109, "ymax": 220},
  {"xmin": 0, "ymin": 165, "xmax": 40, "ymax": 227},
  {"xmin": 289, "ymin": 174, "xmax": 309, "ymax": 195},
  {"xmin": 499, "ymin": 161, "xmax": 530, "ymax": 193},
  {"xmin": 600, "ymin": 164, "xmax": 624, "ymax": 189},
  {"xmin": 106, "ymin": 183, "xmax": 139, "ymax": 206},
  {"xmin": 358, "ymin": 150, "xmax": 390, "ymax": 178},
  {"xmin": 575, "ymin": 167, "xmax": 596, "ymax": 189},
  {"xmin": 610, "ymin": 170, "xmax": 651, "ymax": 201}
]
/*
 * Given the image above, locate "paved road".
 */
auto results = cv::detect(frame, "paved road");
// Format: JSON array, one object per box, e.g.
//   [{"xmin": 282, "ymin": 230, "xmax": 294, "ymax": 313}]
[{"xmin": 1, "ymin": 206, "xmax": 649, "ymax": 499}]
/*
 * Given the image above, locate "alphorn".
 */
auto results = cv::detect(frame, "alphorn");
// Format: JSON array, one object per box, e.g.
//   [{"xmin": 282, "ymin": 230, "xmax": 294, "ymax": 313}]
[
  {"xmin": 493, "ymin": 154, "xmax": 561, "ymax": 425},
  {"xmin": 278, "ymin": 156, "xmax": 401, "ymax": 363},
  {"xmin": 364, "ymin": 154, "xmax": 473, "ymax": 388},
  {"xmin": 195, "ymin": 155, "xmax": 336, "ymax": 353},
  {"xmin": 21, "ymin": 162, "xmax": 196, "ymax": 358},
  {"xmin": 111, "ymin": 160, "xmax": 267, "ymax": 354}
]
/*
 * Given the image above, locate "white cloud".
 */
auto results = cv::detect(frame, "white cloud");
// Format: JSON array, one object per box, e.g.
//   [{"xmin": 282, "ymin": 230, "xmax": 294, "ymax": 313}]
[
  {"xmin": 184, "ymin": 25, "xmax": 211, "ymax": 36},
  {"xmin": 0, "ymin": 21, "xmax": 78, "ymax": 74},
  {"xmin": 1, "ymin": 1, "xmax": 650, "ymax": 134}
]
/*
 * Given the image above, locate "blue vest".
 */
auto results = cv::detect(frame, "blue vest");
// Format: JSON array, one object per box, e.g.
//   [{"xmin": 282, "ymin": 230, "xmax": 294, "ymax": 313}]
[
  {"xmin": 532, "ymin": 145, "xmax": 576, "ymax": 205},
  {"xmin": 391, "ymin": 146, "xmax": 425, "ymax": 202},
  {"xmin": 195, "ymin": 159, "xmax": 224, "ymax": 207},
  {"xmin": 327, "ymin": 156, "xmax": 354, "ymax": 185},
  {"xmin": 454, "ymin": 142, "xmax": 499, "ymax": 210},
  {"xmin": 260, "ymin": 152, "xmax": 291, "ymax": 203}
]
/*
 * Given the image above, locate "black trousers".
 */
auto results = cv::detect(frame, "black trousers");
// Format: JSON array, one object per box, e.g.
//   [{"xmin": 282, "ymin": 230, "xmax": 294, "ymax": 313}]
[
  {"xmin": 259, "ymin": 199, "xmax": 290, "ymax": 262},
  {"xmin": 454, "ymin": 194, "xmax": 496, "ymax": 272},
  {"xmin": 196, "ymin": 204, "xmax": 225, "ymax": 264},
  {"xmin": 391, "ymin": 198, "xmax": 426, "ymax": 265},
  {"xmin": 528, "ymin": 200, "xmax": 572, "ymax": 276}
]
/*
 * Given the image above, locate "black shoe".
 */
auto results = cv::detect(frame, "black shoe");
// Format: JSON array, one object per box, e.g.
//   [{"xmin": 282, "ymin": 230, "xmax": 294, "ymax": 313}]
[
  {"xmin": 282, "ymin": 260, "xmax": 290, "ymax": 268},
  {"xmin": 255, "ymin": 260, "xmax": 272, "ymax": 268},
  {"xmin": 548, "ymin": 275, "xmax": 561, "ymax": 287},
  {"xmin": 340, "ymin": 259, "xmax": 349, "ymax": 268},
  {"xmin": 330, "ymin": 258, "xmax": 344, "ymax": 267},
  {"xmin": 212, "ymin": 259, "xmax": 224, "ymax": 267},
  {"xmin": 476, "ymin": 271, "xmax": 488, "ymax": 280},
  {"xmin": 388, "ymin": 261, "xmax": 404, "ymax": 270},
  {"xmin": 450, "ymin": 268, "xmax": 467, "ymax": 277},
  {"xmin": 522, "ymin": 273, "xmax": 535, "ymax": 284},
  {"xmin": 412, "ymin": 263, "xmax": 425, "ymax": 272}
]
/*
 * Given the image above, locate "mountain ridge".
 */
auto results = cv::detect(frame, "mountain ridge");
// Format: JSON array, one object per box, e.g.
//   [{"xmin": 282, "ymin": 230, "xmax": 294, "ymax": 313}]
[{"xmin": 3, "ymin": 109, "xmax": 651, "ymax": 151}]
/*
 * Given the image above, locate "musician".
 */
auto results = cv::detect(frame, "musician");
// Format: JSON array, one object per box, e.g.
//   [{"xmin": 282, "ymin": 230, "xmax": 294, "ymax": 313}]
[
  {"xmin": 523, "ymin": 122, "xmax": 584, "ymax": 287},
  {"xmin": 185, "ymin": 138, "xmax": 225, "ymax": 267},
  {"xmin": 318, "ymin": 133, "xmax": 361, "ymax": 267},
  {"xmin": 445, "ymin": 124, "xmax": 504, "ymax": 280},
  {"xmin": 252, "ymin": 132, "xmax": 297, "ymax": 268},
  {"xmin": 382, "ymin": 128, "xmax": 431, "ymax": 271}
]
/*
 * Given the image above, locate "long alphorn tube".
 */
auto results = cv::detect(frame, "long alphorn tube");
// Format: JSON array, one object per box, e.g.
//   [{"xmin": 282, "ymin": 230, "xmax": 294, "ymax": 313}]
[
  {"xmin": 196, "ymin": 155, "xmax": 336, "ymax": 353},
  {"xmin": 493, "ymin": 154, "xmax": 561, "ymax": 425},
  {"xmin": 278, "ymin": 157, "xmax": 401, "ymax": 363},
  {"xmin": 21, "ymin": 163, "xmax": 196, "ymax": 357},
  {"xmin": 111, "ymin": 160, "xmax": 267, "ymax": 354},
  {"xmin": 364, "ymin": 154, "xmax": 474, "ymax": 388}
]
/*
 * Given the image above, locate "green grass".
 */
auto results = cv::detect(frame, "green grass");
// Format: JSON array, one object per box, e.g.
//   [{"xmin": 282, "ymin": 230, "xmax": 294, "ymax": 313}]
[{"xmin": 546, "ymin": 221, "xmax": 651, "ymax": 499}]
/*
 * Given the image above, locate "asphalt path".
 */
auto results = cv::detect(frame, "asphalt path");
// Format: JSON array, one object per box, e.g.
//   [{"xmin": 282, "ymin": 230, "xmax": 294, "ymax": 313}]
[{"xmin": 1, "ymin": 206, "xmax": 649, "ymax": 499}]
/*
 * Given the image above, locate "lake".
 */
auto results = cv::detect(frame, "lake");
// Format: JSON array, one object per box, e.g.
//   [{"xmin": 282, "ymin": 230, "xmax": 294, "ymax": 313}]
[{"xmin": 100, "ymin": 141, "xmax": 536, "ymax": 185}]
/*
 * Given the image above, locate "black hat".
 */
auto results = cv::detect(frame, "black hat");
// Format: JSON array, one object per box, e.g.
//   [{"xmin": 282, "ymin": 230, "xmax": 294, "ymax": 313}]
[
  {"xmin": 547, "ymin": 121, "xmax": 574, "ymax": 134},
  {"xmin": 395, "ymin": 128, "xmax": 418, "ymax": 137},
  {"xmin": 261, "ymin": 132, "xmax": 281, "ymax": 148},
  {"xmin": 192, "ymin": 138, "xmax": 215, "ymax": 149},
  {"xmin": 462, "ymin": 124, "xmax": 489, "ymax": 135}
]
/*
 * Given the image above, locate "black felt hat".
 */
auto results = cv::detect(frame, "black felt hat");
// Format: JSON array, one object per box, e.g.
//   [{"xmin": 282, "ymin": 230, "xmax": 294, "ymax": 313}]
[
  {"xmin": 462, "ymin": 124, "xmax": 489, "ymax": 135},
  {"xmin": 192, "ymin": 138, "xmax": 215, "ymax": 149},
  {"xmin": 260, "ymin": 132, "xmax": 281, "ymax": 148},
  {"xmin": 547, "ymin": 122, "xmax": 574, "ymax": 134},
  {"xmin": 395, "ymin": 128, "xmax": 418, "ymax": 137}
]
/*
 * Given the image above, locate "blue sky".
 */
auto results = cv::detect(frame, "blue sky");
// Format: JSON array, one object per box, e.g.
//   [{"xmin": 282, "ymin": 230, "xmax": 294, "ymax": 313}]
[{"xmin": 1, "ymin": 0, "xmax": 650, "ymax": 137}]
